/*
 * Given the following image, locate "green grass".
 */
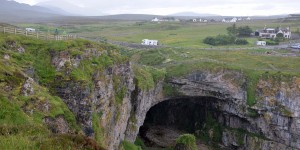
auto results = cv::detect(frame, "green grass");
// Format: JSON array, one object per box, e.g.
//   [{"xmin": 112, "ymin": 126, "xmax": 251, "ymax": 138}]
[
  {"xmin": 133, "ymin": 46, "xmax": 300, "ymax": 105},
  {"xmin": 163, "ymin": 83, "xmax": 181, "ymax": 97},
  {"xmin": 3, "ymin": 20, "xmax": 299, "ymax": 148},
  {"xmin": 0, "ymin": 95, "xmax": 29, "ymax": 125},
  {"xmin": 134, "ymin": 137, "xmax": 146, "ymax": 149},
  {"xmin": 0, "ymin": 33, "xmax": 118, "ymax": 149},
  {"xmin": 133, "ymin": 65, "xmax": 166, "ymax": 90},
  {"xmin": 176, "ymin": 134, "xmax": 197, "ymax": 150},
  {"xmin": 18, "ymin": 20, "xmax": 299, "ymax": 48},
  {"xmin": 121, "ymin": 140, "xmax": 142, "ymax": 150},
  {"xmin": 92, "ymin": 112, "xmax": 105, "ymax": 146}
]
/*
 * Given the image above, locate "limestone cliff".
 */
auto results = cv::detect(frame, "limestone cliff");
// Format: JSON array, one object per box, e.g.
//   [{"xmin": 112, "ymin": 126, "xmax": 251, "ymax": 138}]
[
  {"xmin": 51, "ymin": 50, "xmax": 300, "ymax": 149},
  {"xmin": 124, "ymin": 70, "xmax": 300, "ymax": 150},
  {"xmin": 2, "ymin": 34, "xmax": 300, "ymax": 150}
]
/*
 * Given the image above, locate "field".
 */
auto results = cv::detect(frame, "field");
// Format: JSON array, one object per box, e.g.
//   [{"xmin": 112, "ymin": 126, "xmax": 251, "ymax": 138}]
[
  {"xmin": 16, "ymin": 19, "xmax": 300, "ymax": 48},
  {"xmin": 11, "ymin": 18, "xmax": 300, "ymax": 105}
]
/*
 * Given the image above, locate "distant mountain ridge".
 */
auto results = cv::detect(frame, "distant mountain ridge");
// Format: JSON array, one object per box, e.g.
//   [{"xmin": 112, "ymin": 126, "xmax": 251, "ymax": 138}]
[
  {"xmin": 0, "ymin": 0, "xmax": 66, "ymax": 22},
  {"xmin": 169, "ymin": 12, "xmax": 219, "ymax": 17}
]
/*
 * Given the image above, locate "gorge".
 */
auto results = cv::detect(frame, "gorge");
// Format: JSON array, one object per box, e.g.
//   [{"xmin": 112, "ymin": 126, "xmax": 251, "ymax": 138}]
[{"xmin": 1, "ymin": 34, "xmax": 300, "ymax": 150}]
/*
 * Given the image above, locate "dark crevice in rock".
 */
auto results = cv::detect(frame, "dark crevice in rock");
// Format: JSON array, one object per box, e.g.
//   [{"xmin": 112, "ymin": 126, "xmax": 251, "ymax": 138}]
[{"xmin": 138, "ymin": 97, "xmax": 224, "ymax": 148}]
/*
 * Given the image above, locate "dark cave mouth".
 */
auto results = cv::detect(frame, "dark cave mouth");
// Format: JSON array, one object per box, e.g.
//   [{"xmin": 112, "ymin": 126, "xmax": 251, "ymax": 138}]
[{"xmin": 138, "ymin": 97, "xmax": 223, "ymax": 148}]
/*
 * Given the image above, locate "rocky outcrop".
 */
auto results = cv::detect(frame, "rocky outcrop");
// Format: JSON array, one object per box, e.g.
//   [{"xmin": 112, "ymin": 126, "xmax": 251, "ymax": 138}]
[
  {"xmin": 124, "ymin": 70, "xmax": 300, "ymax": 150},
  {"xmin": 44, "ymin": 115, "xmax": 69, "ymax": 134},
  {"xmin": 124, "ymin": 80, "xmax": 164, "ymax": 142},
  {"xmin": 252, "ymin": 76, "xmax": 300, "ymax": 149},
  {"xmin": 93, "ymin": 62, "xmax": 135, "ymax": 149},
  {"xmin": 21, "ymin": 77, "xmax": 35, "ymax": 96},
  {"xmin": 49, "ymin": 47, "xmax": 300, "ymax": 150},
  {"xmin": 50, "ymin": 48, "xmax": 135, "ymax": 149}
]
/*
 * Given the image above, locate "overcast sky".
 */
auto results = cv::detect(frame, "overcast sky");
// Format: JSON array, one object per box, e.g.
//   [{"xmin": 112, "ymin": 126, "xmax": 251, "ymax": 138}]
[{"xmin": 14, "ymin": 0, "xmax": 300, "ymax": 16}]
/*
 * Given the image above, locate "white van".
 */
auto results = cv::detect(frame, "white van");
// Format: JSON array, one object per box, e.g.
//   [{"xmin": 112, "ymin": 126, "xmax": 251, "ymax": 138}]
[{"xmin": 291, "ymin": 43, "xmax": 300, "ymax": 49}]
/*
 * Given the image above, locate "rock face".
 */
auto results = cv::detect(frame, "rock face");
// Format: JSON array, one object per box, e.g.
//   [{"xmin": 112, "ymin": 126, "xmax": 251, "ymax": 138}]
[
  {"xmin": 44, "ymin": 115, "xmax": 69, "ymax": 134},
  {"xmin": 22, "ymin": 77, "xmax": 35, "ymax": 96},
  {"xmin": 124, "ymin": 70, "xmax": 300, "ymax": 150},
  {"xmin": 49, "ymin": 48, "xmax": 300, "ymax": 150},
  {"xmin": 50, "ymin": 49, "xmax": 135, "ymax": 149}
]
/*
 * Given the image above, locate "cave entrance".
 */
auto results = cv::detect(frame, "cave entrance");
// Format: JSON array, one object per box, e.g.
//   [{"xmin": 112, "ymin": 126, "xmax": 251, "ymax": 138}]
[{"xmin": 138, "ymin": 97, "xmax": 222, "ymax": 149}]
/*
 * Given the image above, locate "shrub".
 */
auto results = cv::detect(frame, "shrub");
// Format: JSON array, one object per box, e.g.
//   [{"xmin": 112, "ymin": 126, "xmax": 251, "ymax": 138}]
[
  {"xmin": 214, "ymin": 35, "xmax": 235, "ymax": 45},
  {"xmin": 235, "ymin": 39, "xmax": 249, "ymax": 45},
  {"xmin": 266, "ymin": 40, "xmax": 279, "ymax": 45},
  {"xmin": 203, "ymin": 36, "xmax": 216, "ymax": 45},
  {"xmin": 175, "ymin": 134, "xmax": 197, "ymax": 150},
  {"xmin": 276, "ymin": 33, "xmax": 283, "ymax": 38},
  {"xmin": 121, "ymin": 141, "xmax": 142, "ymax": 150},
  {"xmin": 203, "ymin": 35, "xmax": 235, "ymax": 46},
  {"xmin": 134, "ymin": 137, "xmax": 146, "ymax": 149},
  {"xmin": 237, "ymin": 26, "xmax": 253, "ymax": 37}
]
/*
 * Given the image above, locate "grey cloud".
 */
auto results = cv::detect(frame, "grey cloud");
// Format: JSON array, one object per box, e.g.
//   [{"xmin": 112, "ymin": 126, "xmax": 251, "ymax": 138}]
[{"xmin": 14, "ymin": 0, "xmax": 300, "ymax": 16}]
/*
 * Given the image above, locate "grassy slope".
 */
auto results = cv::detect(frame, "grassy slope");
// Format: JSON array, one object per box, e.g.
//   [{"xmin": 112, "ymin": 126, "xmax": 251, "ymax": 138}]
[
  {"xmin": 8, "ymin": 19, "xmax": 300, "ymax": 147},
  {"xmin": 17, "ymin": 19, "xmax": 300, "ymax": 48},
  {"xmin": 0, "ymin": 33, "xmax": 126, "ymax": 149},
  {"xmin": 134, "ymin": 46, "xmax": 300, "ymax": 105}
]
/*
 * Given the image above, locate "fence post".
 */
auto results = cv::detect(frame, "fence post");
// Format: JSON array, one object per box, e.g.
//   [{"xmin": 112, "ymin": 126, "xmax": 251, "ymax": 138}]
[
  {"xmin": 47, "ymin": 30, "xmax": 49, "ymax": 40},
  {"xmin": 25, "ymin": 31, "xmax": 28, "ymax": 36},
  {"xmin": 36, "ymin": 32, "xmax": 39, "ymax": 39},
  {"xmin": 14, "ymin": 28, "xmax": 16, "ymax": 35}
]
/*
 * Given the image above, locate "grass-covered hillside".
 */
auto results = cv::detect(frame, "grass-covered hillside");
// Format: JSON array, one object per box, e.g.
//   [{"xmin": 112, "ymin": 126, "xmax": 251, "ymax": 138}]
[
  {"xmin": 18, "ymin": 19, "xmax": 300, "ymax": 48},
  {"xmin": 2, "ymin": 19, "xmax": 300, "ymax": 149},
  {"xmin": 130, "ymin": 46, "xmax": 300, "ymax": 106},
  {"xmin": 0, "ymin": 33, "xmax": 130, "ymax": 149}
]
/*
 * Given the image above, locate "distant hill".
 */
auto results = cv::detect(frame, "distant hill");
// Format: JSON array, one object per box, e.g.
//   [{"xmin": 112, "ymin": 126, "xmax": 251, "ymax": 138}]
[
  {"xmin": 169, "ymin": 12, "xmax": 219, "ymax": 17},
  {"xmin": 35, "ymin": 4, "xmax": 73, "ymax": 16},
  {"xmin": 35, "ymin": 0, "xmax": 106, "ymax": 16},
  {"xmin": 0, "ymin": 0, "xmax": 64, "ymax": 22},
  {"xmin": 91, "ymin": 14, "xmax": 160, "ymax": 21}
]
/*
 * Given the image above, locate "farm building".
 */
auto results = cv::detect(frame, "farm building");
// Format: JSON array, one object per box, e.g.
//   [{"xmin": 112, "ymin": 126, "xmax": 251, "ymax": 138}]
[
  {"xmin": 25, "ymin": 28, "xmax": 35, "ymax": 32},
  {"xmin": 222, "ymin": 17, "xmax": 237, "ymax": 23},
  {"xmin": 255, "ymin": 26, "xmax": 291, "ymax": 39},
  {"xmin": 141, "ymin": 39, "xmax": 158, "ymax": 45},
  {"xmin": 222, "ymin": 17, "xmax": 250, "ymax": 23},
  {"xmin": 151, "ymin": 17, "xmax": 160, "ymax": 22},
  {"xmin": 151, "ymin": 17, "xmax": 180, "ymax": 22},
  {"xmin": 285, "ymin": 14, "xmax": 300, "ymax": 21}
]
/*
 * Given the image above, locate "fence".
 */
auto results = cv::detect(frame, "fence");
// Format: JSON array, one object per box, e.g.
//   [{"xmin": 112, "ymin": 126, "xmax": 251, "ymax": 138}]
[{"xmin": 1, "ymin": 26, "xmax": 77, "ymax": 41}]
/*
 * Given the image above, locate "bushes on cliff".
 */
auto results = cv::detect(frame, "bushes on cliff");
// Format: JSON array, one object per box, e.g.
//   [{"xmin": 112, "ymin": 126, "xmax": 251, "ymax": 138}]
[
  {"xmin": 175, "ymin": 134, "xmax": 197, "ymax": 150},
  {"xmin": 121, "ymin": 140, "xmax": 142, "ymax": 150},
  {"xmin": 133, "ymin": 65, "xmax": 166, "ymax": 90}
]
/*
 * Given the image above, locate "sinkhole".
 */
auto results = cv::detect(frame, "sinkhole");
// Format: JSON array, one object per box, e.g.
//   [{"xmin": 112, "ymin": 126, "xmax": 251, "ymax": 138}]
[{"xmin": 138, "ymin": 96, "xmax": 224, "ymax": 149}]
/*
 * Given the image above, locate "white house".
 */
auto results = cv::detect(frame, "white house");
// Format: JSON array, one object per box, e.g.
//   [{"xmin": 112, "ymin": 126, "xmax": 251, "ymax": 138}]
[
  {"xmin": 25, "ymin": 28, "xmax": 35, "ymax": 32},
  {"xmin": 192, "ymin": 19, "xmax": 197, "ymax": 22},
  {"xmin": 255, "ymin": 26, "xmax": 291, "ymax": 39},
  {"xmin": 277, "ymin": 27, "xmax": 292, "ymax": 39},
  {"xmin": 222, "ymin": 17, "xmax": 237, "ymax": 23},
  {"xmin": 256, "ymin": 41, "xmax": 266, "ymax": 46},
  {"xmin": 151, "ymin": 17, "xmax": 160, "ymax": 22},
  {"xmin": 141, "ymin": 39, "xmax": 158, "ymax": 46},
  {"xmin": 246, "ymin": 17, "xmax": 251, "ymax": 21},
  {"xmin": 231, "ymin": 17, "xmax": 238, "ymax": 22}
]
